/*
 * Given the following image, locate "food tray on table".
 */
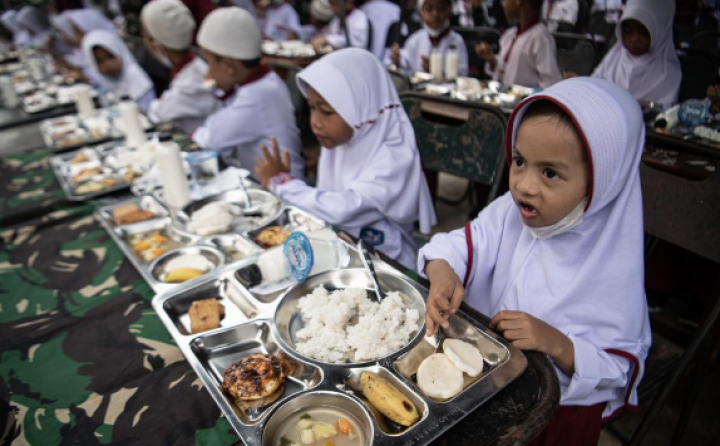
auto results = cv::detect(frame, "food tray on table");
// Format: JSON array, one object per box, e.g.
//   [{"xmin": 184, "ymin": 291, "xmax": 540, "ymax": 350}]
[
  {"xmin": 420, "ymin": 79, "xmax": 535, "ymax": 113},
  {"xmin": 21, "ymin": 84, "xmax": 98, "ymax": 114},
  {"xmin": 151, "ymin": 247, "xmax": 528, "ymax": 446},
  {"xmin": 40, "ymin": 107, "xmax": 153, "ymax": 152},
  {"xmin": 96, "ymin": 191, "xmax": 328, "ymax": 293},
  {"xmin": 49, "ymin": 134, "xmax": 163, "ymax": 200}
]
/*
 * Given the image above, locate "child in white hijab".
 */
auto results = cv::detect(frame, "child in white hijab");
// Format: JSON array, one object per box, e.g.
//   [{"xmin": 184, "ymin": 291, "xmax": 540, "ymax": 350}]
[
  {"xmin": 592, "ymin": 0, "xmax": 681, "ymax": 110},
  {"xmin": 54, "ymin": 10, "xmax": 114, "ymax": 85},
  {"xmin": 419, "ymin": 78, "xmax": 651, "ymax": 445},
  {"xmin": 82, "ymin": 30, "xmax": 156, "ymax": 111},
  {"xmin": 15, "ymin": 6, "xmax": 51, "ymax": 48},
  {"xmin": 255, "ymin": 48, "xmax": 437, "ymax": 269}
]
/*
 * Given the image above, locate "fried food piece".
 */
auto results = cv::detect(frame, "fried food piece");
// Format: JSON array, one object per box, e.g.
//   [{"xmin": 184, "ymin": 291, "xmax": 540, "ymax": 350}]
[
  {"xmin": 116, "ymin": 209, "xmax": 155, "ymax": 225},
  {"xmin": 113, "ymin": 203, "xmax": 138, "ymax": 224},
  {"xmin": 71, "ymin": 167, "xmax": 103, "ymax": 183},
  {"xmin": 222, "ymin": 353, "xmax": 284, "ymax": 400},
  {"xmin": 75, "ymin": 178, "xmax": 116, "ymax": 195},
  {"xmin": 164, "ymin": 268, "xmax": 204, "ymax": 283},
  {"xmin": 188, "ymin": 298, "xmax": 225, "ymax": 333},
  {"xmin": 69, "ymin": 152, "xmax": 89, "ymax": 164},
  {"xmin": 255, "ymin": 226, "xmax": 291, "ymax": 248}
]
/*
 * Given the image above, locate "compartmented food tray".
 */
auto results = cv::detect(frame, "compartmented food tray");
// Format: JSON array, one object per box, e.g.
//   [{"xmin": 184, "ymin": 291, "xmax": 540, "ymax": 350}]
[{"xmin": 152, "ymin": 263, "xmax": 528, "ymax": 446}]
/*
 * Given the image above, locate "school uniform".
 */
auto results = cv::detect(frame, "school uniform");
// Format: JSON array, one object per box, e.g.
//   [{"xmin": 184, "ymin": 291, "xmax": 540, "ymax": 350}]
[
  {"xmin": 592, "ymin": 0, "xmax": 680, "ymax": 110},
  {"xmin": 262, "ymin": 3, "xmax": 301, "ymax": 41},
  {"xmin": 58, "ymin": 10, "xmax": 115, "ymax": 86},
  {"xmin": 269, "ymin": 49, "xmax": 437, "ymax": 269},
  {"xmin": 393, "ymin": 28, "xmax": 469, "ymax": 77},
  {"xmin": 419, "ymin": 78, "xmax": 652, "ymax": 444},
  {"xmin": 361, "ymin": 0, "xmax": 401, "ymax": 59},
  {"xmin": 15, "ymin": 6, "xmax": 51, "ymax": 48},
  {"xmin": 148, "ymin": 55, "xmax": 220, "ymax": 133},
  {"xmin": 542, "ymin": 0, "xmax": 579, "ymax": 31},
  {"xmin": 82, "ymin": 30, "xmax": 157, "ymax": 112},
  {"xmin": 488, "ymin": 21, "xmax": 562, "ymax": 89},
  {"xmin": 325, "ymin": 8, "xmax": 371, "ymax": 50},
  {"xmin": 192, "ymin": 67, "xmax": 304, "ymax": 180}
]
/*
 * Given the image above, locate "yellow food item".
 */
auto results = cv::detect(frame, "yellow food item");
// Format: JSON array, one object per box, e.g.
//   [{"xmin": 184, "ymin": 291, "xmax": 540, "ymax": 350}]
[
  {"xmin": 360, "ymin": 372, "xmax": 419, "ymax": 427},
  {"xmin": 336, "ymin": 417, "xmax": 351, "ymax": 435},
  {"xmin": 152, "ymin": 234, "xmax": 168, "ymax": 243},
  {"xmin": 133, "ymin": 241, "xmax": 151, "ymax": 251},
  {"xmin": 164, "ymin": 268, "xmax": 204, "ymax": 283},
  {"xmin": 151, "ymin": 248, "xmax": 165, "ymax": 257},
  {"xmin": 312, "ymin": 423, "xmax": 337, "ymax": 439}
]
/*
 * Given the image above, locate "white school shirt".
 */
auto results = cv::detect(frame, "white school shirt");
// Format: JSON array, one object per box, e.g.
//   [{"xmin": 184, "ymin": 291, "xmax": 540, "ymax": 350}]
[
  {"xmin": 395, "ymin": 28, "xmax": 469, "ymax": 77},
  {"xmin": 192, "ymin": 69, "xmax": 304, "ymax": 180},
  {"xmin": 361, "ymin": 0, "xmax": 401, "ymax": 59},
  {"xmin": 262, "ymin": 3, "xmax": 301, "ymax": 41},
  {"xmin": 325, "ymin": 8, "xmax": 370, "ymax": 50},
  {"xmin": 542, "ymin": 0, "xmax": 579, "ymax": 31},
  {"xmin": 147, "ymin": 57, "xmax": 221, "ymax": 134},
  {"xmin": 488, "ymin": 22, "xmax": 562, "ymax": 89}
]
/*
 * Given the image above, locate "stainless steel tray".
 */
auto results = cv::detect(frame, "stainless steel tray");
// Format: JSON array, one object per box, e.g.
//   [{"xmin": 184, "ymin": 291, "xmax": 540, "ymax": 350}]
[
  {"xmin": 97, "ymin": 195, "xmax": 328, "ymax": 293},
  {"xmin": 151, "ymin": 261, "xmax": 528, "ymax": 446}
]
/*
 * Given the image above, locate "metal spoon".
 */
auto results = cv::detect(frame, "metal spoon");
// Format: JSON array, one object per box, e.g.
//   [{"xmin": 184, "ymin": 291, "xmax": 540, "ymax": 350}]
[
  {"xmin": 434, "ymin": 325, "xmax": 445, "ymax": 354},
  {"xmin": 224, "ymin": 158, "xmax": 262, "ymax": 216},
  {"xmin": 356, "ymin": 240, "xmax": 385, "ymax": 303}
]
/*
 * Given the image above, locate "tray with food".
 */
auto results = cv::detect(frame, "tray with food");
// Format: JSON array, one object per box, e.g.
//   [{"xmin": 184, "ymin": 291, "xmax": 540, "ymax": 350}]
[
  {"xmin": 97, "ymin": 191, "xmax": 326, "ymax": 292},
  {"xmin": 152, "ymin": 263, "xmax": 527, "ymax": 446},
  {"xmin": 21, "ymin": 85, "xmax": 98, "ymax": 114},
  {"xmin": 40, "ymin": 107, "xmax": 153, "ymax": 152}
]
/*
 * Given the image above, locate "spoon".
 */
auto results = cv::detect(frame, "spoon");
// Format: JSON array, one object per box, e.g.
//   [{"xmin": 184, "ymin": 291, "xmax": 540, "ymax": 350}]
[
  {"xmin": 356, "ymin": 240, "xmax": 385, "ymax": 303},
  {"xmin": 224, "ymin": 158, "xmax": 262, "ymax": 216},
  {"xmin": 434, "ymin": 326, "xmax": 445, "ymax": 354}
]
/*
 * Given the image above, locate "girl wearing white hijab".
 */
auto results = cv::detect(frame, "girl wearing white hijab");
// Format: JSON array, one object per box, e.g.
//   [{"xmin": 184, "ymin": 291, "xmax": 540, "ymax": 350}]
[
  {"xmin": 141, "ymin": 0, "xmax": 221, "ymax": 133},
  {"xmin": 419, "ymin": 78, "xmax": 651, "ymax": 445},
  {"xmin": 15, "ymin": 6, "xmax": 51, "ymax": 48},
  {"xmin": 256, "ymin": 48, "xmax": 437, "ymax": 269},
  {"xmin": 1, "ymin": 10, "xmax": 30, "ymax": 46},
  {"xmin": 82, "ymin": 30, "xmax": 156, "ymax": 111},
  {"xmin": 592, "ymin": 0, "xmax": 681, "ymax": 110}
]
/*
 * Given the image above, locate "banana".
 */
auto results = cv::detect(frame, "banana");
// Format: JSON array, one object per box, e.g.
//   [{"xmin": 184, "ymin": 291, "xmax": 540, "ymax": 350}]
[
  {"xmin": 360, "ymin": 372, "xmax": 419, "ymax": 427},
  {"xmin": 164, "ymin": 268, "xmax": 204, "ymax": 283}
]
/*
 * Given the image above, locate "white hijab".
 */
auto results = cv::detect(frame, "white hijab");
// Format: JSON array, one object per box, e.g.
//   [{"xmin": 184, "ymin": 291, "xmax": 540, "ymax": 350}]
[
  {"xmin": 464, "ymin": 78, "xmax": 651, "ymax": 416},
  {"xmin": 52, "ymin": 12, "xmax": 76, "ymax": 39},
  {"xmin": 67, "ymin": 9, "xmax": 116, "ymax": 34},
  {"xmin": 296, "ymin": 48, "xmax": 437, "ymax": 234},
  {"xmin": 592, "ymin": 0, "xmax": 680, "ymax": 109},
  {"xmin": 81, "ymin": 30, "xmax": 154, "ymax": 101},
  {"xmin": 16, "ymin": 6, "xmax": 50, "ymax": 35}
]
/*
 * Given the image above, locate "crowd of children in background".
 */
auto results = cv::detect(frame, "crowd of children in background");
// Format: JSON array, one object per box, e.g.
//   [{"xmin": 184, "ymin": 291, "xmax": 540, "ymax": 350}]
[{"xmin": 0, "ymin": 0, "xmax": 702, "ymax": 444}]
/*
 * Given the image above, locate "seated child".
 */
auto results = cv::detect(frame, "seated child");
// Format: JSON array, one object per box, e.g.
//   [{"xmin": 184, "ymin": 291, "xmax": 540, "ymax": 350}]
[
  {"xmin": 81, "ymin": 30, "xmax": 157, "ymax": 112},
  {"xmin": 388, "ymin": 0, "xmax": 469, "ymax": 77},
  {"xmin": 475, "ymin": 0, "xmax": 561, "ymax": 88},
  {"xmin": 193, "ymin": 7, "xmax": 304, "ymax": 179},
  {"xmin": 141, "ymin": 0, "xmax": 220, "ymax": 133},
  {"xmin": 255, "ymin": 48, "xmax": 437, "ymax": 269},
  {"xmin": 311, "ymin": 0, "xmax": 371, "ymax": 50},
  {"xmin": 419, "ymin": 78, "xmax": 651, "ymax": 445},
  {"xmin": 592, "ymin": 0, "xmax": 681, "ymax": 110},
  {"xmin": 260, "ymin": 0, "xmax": 301, "ymax": 40}
]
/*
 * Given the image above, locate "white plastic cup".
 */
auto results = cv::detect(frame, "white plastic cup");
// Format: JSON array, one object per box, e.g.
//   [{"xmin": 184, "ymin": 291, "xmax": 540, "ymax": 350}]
[
  {"xmin": 72, "ymin": 85, "xmax": 96, "ymax": 118},
  {"xmin": 0, "ymin": 76, "xmax": 18, "ymax": 108},
  {"xmin": 157, "ymin": 142, "xmax": 191, "ymax": 209},
  {"xmin": 445, "ymin": 49, "xmax": 459, "ymax": 81},
  {"xmin": 430, "ymin": 51, "xmax": 443, "ymax": 81},
  {"xmin": 117, "ymin": 101, "xmax": 147, "ymax": 147}
]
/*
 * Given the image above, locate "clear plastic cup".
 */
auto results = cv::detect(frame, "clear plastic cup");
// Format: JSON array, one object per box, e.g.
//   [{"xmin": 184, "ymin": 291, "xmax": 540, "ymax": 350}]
[{"xmin": 186, "ymin": 150, "xmax": 219, "ymax": 189}]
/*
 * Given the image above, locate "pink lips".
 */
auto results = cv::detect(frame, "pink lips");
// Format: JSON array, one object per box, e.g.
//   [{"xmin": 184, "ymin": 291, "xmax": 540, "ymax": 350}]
[{"xmin": 517, "ymin": 201, "xmax": 539, "ymax": 220}]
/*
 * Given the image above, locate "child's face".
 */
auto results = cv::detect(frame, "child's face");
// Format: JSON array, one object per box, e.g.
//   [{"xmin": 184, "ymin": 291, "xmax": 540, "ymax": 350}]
[
  {"xmin": 421, "ymin": 0, "xmax": 451, "ymax": 30},
  {"xmin": 621, "ymin": 19, "xmax": 651, "ymax": 56},
  {"xmin": 509, "ymin": 114, "xmax": 589, "ymax": 227},
  {"xmin": 502, "ymin": 0, "xmax": 520, "ymax": 20},
  {"xmin": 201, "ymin": 49, "xmax": 236, "ymax": 93},
  {"xmin": 306, "ymin": 86, "xmax": 353, "ymax": 149},
  {"xmin": 329, "ymin": 0, "xmax": 354, "ymax": 16},
  {"xmin": 92, "ymin": 47, "xmax": 122, "ymax": 79}
]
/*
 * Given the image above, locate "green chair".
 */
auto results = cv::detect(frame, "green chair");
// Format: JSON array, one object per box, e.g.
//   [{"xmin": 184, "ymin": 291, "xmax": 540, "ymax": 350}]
[{"xmin": 400, "ymin": 92, "xmax": 508, "ymax": 212}]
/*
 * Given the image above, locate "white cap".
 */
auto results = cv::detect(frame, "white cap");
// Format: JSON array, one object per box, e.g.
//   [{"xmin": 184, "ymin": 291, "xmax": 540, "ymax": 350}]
[
  {"xmin": 197, "ymin": 7, "xmax": 261, "ymax": 60},
  {"xmin": 310, "ymin": 0, "xmax": 334, "ymax": 22},
  {"xmin": 141, "ymin": 0, "xmax": 196, "ymax": 51}
]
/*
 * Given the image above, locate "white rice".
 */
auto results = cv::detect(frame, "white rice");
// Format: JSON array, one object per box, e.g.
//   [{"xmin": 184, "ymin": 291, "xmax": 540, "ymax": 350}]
[{"xmin": 294, "ymin": 286, "xmax": 421, "ymax": 363}]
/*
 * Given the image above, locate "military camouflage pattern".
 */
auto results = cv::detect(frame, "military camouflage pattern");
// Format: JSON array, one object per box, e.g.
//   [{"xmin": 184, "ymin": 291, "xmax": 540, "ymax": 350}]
[{"xmin": 402, "ymin": 95, "xmax": 507, "ymax": 186}]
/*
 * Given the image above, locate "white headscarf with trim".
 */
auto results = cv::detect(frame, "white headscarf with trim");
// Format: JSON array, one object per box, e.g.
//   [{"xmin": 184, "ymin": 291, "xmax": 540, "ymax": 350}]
[{"xmin": 296, "ymin": 48, "xmax": 437, "ymax": 234}]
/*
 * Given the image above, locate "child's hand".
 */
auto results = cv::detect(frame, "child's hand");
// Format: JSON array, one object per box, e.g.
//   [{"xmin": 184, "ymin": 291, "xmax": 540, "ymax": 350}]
[
  {"xmin": 421, "ymin": 55, "xmax": 430, "ymax": 73},
  {"xmin": 474, "ymin": 42, "xmax": 496, "ymax": 69},
  {"xmin": 390, "ymin": 43, "xmax": 401, "ymax": 68},
  {"xmin": 255, "ymin": 137, "xmax": 291, "ymax": 189},
  {"xmin": 424, "ymin": 260, "xmax": 465, "ymax": 336},
  {"xmin": 311, "ymin": 36, "xmax": 329, "ymax": 48},
  {"xmin": 562, "ymin": 71, "xmax": 579, "ymax": 79},
  {"xmin": 490, "ymin": 310, "xmax": 575, "ymax": 374}
]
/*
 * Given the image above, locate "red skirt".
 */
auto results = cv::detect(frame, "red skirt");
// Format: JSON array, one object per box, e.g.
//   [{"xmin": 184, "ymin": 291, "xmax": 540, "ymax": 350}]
[{"xmin": 528, "ymin": 403, "xmax": 607, "ymax": 446}]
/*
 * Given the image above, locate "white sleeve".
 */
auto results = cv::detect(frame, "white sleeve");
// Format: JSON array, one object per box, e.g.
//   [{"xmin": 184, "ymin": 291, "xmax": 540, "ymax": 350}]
[
  {"xmin": 286, "ymin": 7, "xmax": 301, "ymax": 33},
  {"xmin": 148, "ymin": 85, "xmax": 219, "ymax": 125},
  {"xmin": 192, "ymin": 101, "xmax": 262, "ymax": 150},
  {"xmin": 273, "ymin": 177, "xmax": 390, "ymax": 227},
  {"xmin": 348, "ymin": 14, "xmax": 369, "ymax": 49},
  {"xmin": 562, "ymin": 334, "xmax": 632, "ymax": 401},
  {"xmin": 533, "ymin": 31, "xmax": 562, "ymax": 88},
  {"xmin": 135, "ymin": 89, "xmax": 156, "ymax": 114}
]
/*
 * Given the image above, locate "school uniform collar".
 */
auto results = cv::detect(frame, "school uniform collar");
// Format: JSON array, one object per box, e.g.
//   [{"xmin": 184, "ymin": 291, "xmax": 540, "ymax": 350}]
[
  {"xmin": 170, "ymin": 52, "xmax": 195, "ymax": 79},
  {"xmin": 238, "ymin": 64, "xmax": 272, "ymax": 87},
  {"xmin": 428, "ymin": 26, "xmax": 451, "ymax": 47}
]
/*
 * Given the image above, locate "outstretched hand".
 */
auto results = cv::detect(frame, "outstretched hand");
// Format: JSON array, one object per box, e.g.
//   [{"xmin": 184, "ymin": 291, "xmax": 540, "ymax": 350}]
[{"xmin": 255, "ymin": 137, "xmax": 291, "ymax": 189}]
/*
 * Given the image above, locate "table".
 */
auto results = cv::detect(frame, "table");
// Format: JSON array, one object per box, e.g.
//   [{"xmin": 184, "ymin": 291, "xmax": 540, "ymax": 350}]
[
  {"xmin": 0, "ymin": 104, "xmax": 76, "ymax": 132},
  {"xmin": 0, "ymin": 122, "xmax": 45, "ymax": 156},
  {"xmin": 0, "ymin": 146, "xmax": 559, "ymax": 446}
]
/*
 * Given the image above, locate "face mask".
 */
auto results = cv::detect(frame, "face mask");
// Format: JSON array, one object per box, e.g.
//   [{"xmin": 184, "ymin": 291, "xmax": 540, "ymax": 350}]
[
  {"xmin": 523, "ymin": 198, "xmax": 587, "ymax": 240},
  {"xmin": 424, "ymin": 20, "xmax": 449, "ymax": 37}
]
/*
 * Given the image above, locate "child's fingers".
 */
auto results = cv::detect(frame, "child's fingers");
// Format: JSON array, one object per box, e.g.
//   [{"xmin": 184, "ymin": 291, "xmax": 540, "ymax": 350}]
[
  {"xmin": 494, "ymin": 318, "xmax": 525, "ymax": 332},
  {"xmin": 449, "ymin": 283, "xmax": 464, "ymax": 313},
  {"xmin": 425, "ymin": 313, "xmax": 437, "ymax": 336},
  {"xmin": 260, "ymin": 144, "xmax": 271, "ymax": 159},
  {"xmin": 500, "ymin": 328, "xmax": 528, "ymax": 341},
  {"xmin": 282, "ymin": 150, "xmax": 291, "ymax": 169},
  {"xmin": 426, "ymin": 300, "xmax": 450, "ymax": 328},
  {"xmin": 489, "ymin": 310, "xmax": 523, "ymax": 328},
  {"xmin": 271, "ymin": 137, "xmax": 280, "ymax": 159}
]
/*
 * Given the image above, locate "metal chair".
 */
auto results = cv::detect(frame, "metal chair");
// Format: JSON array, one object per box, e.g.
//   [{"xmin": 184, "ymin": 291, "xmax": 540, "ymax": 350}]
[
  {"xmin": 387, "ymin": 69, "xmax": 411, "ymax": 93},
  {"xmin": 678, "ymin": 49, "xmax": 717, "ymax": 101},
  {"xmin": 452, "ymin": 26, "xmax": 502, "ymax": 79},
  {"xmin": 555, "ymin": 35, "xmax": 599, "ymax": 75},
  {"xmin": 607, "ymin": 159, "xmax": 720, "ymax": 446},
  {"xmin": 400, "ymin": 92, "xmax": 507, "ymax": 210}
]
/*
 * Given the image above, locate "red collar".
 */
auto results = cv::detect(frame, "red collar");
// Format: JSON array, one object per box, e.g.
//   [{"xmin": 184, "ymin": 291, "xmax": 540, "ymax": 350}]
[
  {"xmin": 170, "ymin": 52, "xmax": 195, "ymax": 79},
  {"xmin": 239, "ymin": 64, "xmax": 271, "ymax": 87},
  {"xmin": 428, "ymin": 27, "xmax": 451, "ymax": 47}
]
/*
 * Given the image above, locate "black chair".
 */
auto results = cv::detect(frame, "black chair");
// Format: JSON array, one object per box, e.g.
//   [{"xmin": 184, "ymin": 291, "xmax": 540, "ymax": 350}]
[
  {"xmin": 588, "ymin": 10, "xmax": 617, "ymax": 55},
  {"xmin": 604, "ymin": 159, "xmax": 720, "ymax": 446},
  {"xmin": 678, "ymin": 49, "xmax": 717, "ymax": 102},
  {"xmin": 452, "ymin": 26, "xmax": 501, "ymax": 79},
  {"xmin": 557, "ymin": 38, "xmax": 598, "ymax": 75},
  {"xmin": 690, "ymin": 31, "xmax": 720, "ymax": 67},
  {"xmin": 387, "ymin": 69, "xmax": 411, "ymax": 93},
  {"xmin": 574, "ymin": 0, "xmax": 591, "ymax": 34}
]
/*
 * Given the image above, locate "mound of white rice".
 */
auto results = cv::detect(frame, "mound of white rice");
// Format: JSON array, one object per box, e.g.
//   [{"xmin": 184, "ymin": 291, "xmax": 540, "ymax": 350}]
[{"xmin": 294, "ymin": 286, "xmax": 421, "ymax": 363}]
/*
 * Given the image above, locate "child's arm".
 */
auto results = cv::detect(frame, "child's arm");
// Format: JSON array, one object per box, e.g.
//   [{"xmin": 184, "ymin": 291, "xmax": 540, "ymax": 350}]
[
  {"xmin": 424, "ymin": 259, "xmax": 464, "ymax": 336},
  {"xmin": 192, "ymin": 101, "xmax": 262, "ymax": 150}
]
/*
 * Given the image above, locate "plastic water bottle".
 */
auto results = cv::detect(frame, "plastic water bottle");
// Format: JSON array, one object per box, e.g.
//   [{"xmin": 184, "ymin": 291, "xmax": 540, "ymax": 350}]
[{"xmin": 678, "ymin": 99, "xmax": 709, "ymax": 128}]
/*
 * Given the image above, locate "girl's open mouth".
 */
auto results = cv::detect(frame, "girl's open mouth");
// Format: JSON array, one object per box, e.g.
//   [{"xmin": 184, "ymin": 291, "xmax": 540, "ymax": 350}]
[{"xmin": 518, "ymin": 200, "xmax": 539, "ymax": 220}]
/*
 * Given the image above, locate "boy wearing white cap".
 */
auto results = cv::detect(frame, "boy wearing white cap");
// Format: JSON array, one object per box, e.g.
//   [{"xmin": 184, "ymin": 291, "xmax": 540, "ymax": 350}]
[
  {"xmin": 193, "ymin": 7, "xmax": 304, "ymax": 179},
  {"xmin": 141, "ymin": 0, "xmax": 221, "ymax": 133}
]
